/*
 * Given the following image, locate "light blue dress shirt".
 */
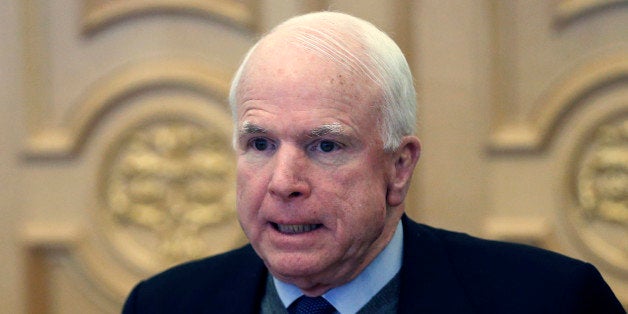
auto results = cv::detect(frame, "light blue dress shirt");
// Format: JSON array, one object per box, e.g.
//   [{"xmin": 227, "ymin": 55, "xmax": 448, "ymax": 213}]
[{"xmin": 273, "ymin": 221, "xmax": 403, "ymax": 314}]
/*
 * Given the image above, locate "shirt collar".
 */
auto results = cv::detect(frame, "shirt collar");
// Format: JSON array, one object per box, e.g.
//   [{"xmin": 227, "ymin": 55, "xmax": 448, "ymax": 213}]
[{"xmin": 273, "ymin": 221, "xmax": 404, "ymax": 313}]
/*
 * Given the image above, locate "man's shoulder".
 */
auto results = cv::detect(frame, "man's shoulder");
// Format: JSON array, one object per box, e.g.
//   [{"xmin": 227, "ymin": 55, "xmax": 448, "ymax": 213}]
[
  {"xmin": 146, "ymin": 244, "xmax": 262, "ymax": 284},
  {"xmin": 401, "ymin": 217, "xmax": 624, "ymax": 313},
  {"xmin": 405, "ymin": 218, "xmax": 593, "ymax": 283},
  {"xmin": 407, "ymin": 219, "xmax": 585, "ymax": 273},
  {"xmin": 123, "ymin": 244, "xmax": 267, "ymax": 313}
]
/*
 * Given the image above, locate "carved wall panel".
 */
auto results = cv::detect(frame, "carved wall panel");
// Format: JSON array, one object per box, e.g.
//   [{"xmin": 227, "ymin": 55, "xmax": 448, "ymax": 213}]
[
  {"xmin": 17, "ymin": 0, "xmax": 254, "ymax": 312},
  {"xmin": 482, "ymin": 1, "xmax": 627, "ymax": 306},
  {"xmin": 21, "ymin": 57, "xmax": 246, "ymax": 311}
]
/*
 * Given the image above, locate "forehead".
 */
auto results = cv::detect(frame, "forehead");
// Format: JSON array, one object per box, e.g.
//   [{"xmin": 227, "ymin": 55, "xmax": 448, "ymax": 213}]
[{"xmin": 236, "ymin": 32, "xmax": 381, "ymax": 111}]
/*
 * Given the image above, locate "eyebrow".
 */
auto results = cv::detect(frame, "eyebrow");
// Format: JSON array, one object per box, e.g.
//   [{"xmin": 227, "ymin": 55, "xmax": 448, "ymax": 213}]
[
  {"xmin": 238, "ymin": 121, "xmax": 346, "ymax": 138},
  {"xmin": 239, "ymin": 121, "xmax": 267, "ymax": 135},
  {"xmin": 309, "ymin": 122, "xmax": 344, "ymax": 137}
]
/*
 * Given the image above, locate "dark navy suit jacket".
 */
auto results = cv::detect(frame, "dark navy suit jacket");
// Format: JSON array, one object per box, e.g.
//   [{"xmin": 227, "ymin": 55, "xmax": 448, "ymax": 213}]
[{"xmin": 123, "ymin": 216, "xmax": 624, "ymax": 313}]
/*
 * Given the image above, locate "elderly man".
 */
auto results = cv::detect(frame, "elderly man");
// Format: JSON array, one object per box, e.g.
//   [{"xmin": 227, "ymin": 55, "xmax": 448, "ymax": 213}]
[{"xmin": 123, "ymin": 12, "xmax": 623, "ymax": 313}]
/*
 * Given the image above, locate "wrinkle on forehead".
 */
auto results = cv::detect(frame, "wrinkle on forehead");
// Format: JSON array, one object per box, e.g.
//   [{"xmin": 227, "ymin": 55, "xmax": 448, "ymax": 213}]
[
  {"xmin": 287, "ymin": 26, "xmax": 380, "ymax": 89},
  {"xmin": 237, "ymin": 22, "xmax": 383, "ymax": 104},
  {"xmin": 238, "ymin": 46, "xmax": 381, "ymax": 113}
]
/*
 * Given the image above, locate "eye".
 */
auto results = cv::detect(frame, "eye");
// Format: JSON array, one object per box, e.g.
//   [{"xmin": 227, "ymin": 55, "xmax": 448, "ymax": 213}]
[
  {"xmin": 314, "ymin": 140, "xmax": 339, "ymax": 153},
  {"xmin": 251, "ymin": 138, "xmax": 270, "ymax": 151}
]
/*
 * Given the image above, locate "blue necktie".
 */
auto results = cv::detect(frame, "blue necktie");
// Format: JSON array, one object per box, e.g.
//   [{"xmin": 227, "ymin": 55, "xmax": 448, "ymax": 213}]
[{"xmin": 288, "ymin": 296, "xmax": 336, "ymax": 314}]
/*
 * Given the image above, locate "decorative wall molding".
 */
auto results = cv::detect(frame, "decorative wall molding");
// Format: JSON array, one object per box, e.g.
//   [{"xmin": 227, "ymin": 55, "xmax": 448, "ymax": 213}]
[
  {"xmin": 20, "ymin": 55, "xmax": 243, "ymax": 307},
  {"xmin": 23, "ymin": 58, "xmax": 232, "ymax": 159},
  {"xmin": 18, "ymin": 2, "xmax": 245, "ymax": 312},
  {"xmin": 21, "ymin": 221, "xmax": 145, "ymax": 311},
  {"xmin": 489, "ymin": 52, "xmax": 628, "ymax": 153},
  {"xmin": 21, "ymin": 222, "xmax": 84, "ymax": 313},
  {"xmin": 82, "ymin": 0, "xmax": 258, "ymax": 35},
  {"xmin": 21, "ymin": 0, "xmax": 55, "ymax": 159},
  {"xmin": 22, "ymin": 54, "xmax": 244, "ymax": 313},
  {"xmin": 483, "ymin": 216, "xmax": 555, "ymax": 249},
  {"xmin": 554, "ymin": 0, "xmax": 628, "ymax": 26},
  {"xmin": 21, "ymin": 0, "xmax": 241, "ymax": 160}
]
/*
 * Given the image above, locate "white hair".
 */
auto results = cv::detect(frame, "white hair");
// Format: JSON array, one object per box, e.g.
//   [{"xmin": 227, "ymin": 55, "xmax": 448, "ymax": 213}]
[{"xmin": 229, "ymin": 11, "xmax": 416, "ymax": 151}]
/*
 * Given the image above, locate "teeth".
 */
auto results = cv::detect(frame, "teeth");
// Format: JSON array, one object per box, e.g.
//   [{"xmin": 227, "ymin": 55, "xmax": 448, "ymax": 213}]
[{"xmin": 276, "ymin": 224, "xmax": 320, "ymax": 234}]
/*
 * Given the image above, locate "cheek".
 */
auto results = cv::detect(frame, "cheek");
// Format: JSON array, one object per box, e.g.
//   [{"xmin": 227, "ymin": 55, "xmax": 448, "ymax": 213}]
[
  {"xmin": 235, "ymin": 163, "xmax": 266, "ymax": 215},
  {"xmin": 235, "ymin": 166, "xmax": 267, "ymax": 242},
  {"xmin": 327, "ymin": 167, "xmax": 389, "ymax": 222},
  {"xmin": 333, "ymin": 156, "xmax": 388, "ymax": 196}
]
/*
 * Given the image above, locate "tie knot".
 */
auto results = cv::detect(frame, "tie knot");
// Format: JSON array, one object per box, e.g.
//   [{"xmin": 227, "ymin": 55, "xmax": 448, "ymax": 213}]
[{"xmin": 288, "ymin": 296, "xmax": 336, "ymax": 314}]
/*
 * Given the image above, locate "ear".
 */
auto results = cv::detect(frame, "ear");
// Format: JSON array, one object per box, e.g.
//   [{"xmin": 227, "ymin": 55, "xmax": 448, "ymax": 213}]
[{"xmin": 386, "ymin": 136, "xmax": 421, "ymax": 207}]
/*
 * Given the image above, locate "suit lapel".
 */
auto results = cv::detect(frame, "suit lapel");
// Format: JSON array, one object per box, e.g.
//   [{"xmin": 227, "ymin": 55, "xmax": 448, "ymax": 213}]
[{"xmin": 398, "ymin": 216, "xmax": 476, "ymax": 313}]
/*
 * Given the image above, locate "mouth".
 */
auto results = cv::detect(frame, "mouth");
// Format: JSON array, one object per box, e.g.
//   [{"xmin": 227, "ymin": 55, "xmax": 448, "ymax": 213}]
[{"xmin": 270, "ymin": 222, "xmax": 323, "ymax": 234}]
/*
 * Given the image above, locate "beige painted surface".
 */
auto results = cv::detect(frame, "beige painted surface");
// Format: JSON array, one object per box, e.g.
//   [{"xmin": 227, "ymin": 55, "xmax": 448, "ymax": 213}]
[{"xmin": 1, "ymin": 0, "xmax": 626, "ymax": 312}]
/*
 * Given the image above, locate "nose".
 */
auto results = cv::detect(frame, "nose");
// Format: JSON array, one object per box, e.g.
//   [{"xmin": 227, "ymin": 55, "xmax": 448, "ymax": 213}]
[{"xmin": 268, "ymin": 145, "xmax": 311, "ymax": 201}]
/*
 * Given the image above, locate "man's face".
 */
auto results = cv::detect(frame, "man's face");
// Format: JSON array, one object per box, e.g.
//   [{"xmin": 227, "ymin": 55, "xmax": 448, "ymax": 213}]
[{"xmin": 234, "ymin": 36, "xmax": 404, "ymax": 295}]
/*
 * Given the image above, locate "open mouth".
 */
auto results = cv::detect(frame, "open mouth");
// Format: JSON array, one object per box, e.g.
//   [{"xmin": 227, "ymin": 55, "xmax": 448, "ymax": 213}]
[{"xmin": 271, "ymin": 222, "xmax": 323, "ymax": 234}]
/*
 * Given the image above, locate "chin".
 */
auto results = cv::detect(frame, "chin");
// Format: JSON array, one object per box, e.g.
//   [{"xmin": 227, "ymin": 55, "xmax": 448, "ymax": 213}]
[{"xmin": 266, "ymin": 254, "xmax": 326, "ymax": 280}]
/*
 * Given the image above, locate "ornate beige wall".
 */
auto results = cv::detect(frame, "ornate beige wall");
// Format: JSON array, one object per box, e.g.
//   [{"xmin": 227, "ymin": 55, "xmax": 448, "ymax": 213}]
[
  {"xmin": 1, "ymin": 0, "xmax": 626, "ymax": 312},
  {"xmin": 414, "ymin": 1, "xmax": 627, "ymax": 306}
]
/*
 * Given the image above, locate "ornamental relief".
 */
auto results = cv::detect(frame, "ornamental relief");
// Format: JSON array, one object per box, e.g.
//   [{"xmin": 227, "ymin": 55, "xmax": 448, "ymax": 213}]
[
  {"xmin": 572, "ymin": 113, "xmax": 628, "ymax": 273},
  {"xmin": 100, "ymin": 117, "xmax": 241, "ymax": 264},
  {"xmin": 577, "ymin": 117, "xmax": 628, "ymax": 225}
]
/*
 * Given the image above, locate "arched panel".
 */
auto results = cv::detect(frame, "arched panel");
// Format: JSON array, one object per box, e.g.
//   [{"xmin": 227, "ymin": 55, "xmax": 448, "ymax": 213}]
[
  {"xmin": 489, "ymin": 52, "xmax": 628, "ymax": 152},
  {"xmin": 24, "ymin": 58, "xmax": 232, "ymax": 158},
  {"xmin": 82, "ymin": 0, "xmax": 258, "ymax": 35}
]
